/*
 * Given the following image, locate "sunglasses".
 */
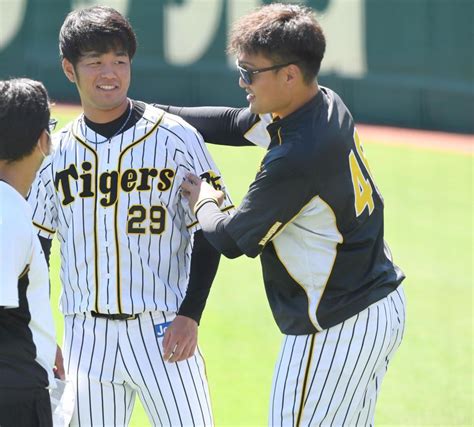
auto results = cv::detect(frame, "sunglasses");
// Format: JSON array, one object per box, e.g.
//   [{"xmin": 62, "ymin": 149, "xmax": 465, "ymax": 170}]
[
  {"xmin": 48, "ymin": 118, "xmax": 58, "ymax": 133},
  {"xmin": 236, "ymin": 60, "xmax": 296, "ymax": 85}
]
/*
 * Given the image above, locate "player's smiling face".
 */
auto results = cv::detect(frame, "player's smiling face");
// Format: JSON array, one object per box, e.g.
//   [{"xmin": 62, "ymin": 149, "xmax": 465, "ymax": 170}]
[
  {"xmin": 62, "ymin": 49, "xmax": 131, "ymax": 123},
  {"xmin": 237, "ymin": 52, "xmax": 293, "ymax": 118}
]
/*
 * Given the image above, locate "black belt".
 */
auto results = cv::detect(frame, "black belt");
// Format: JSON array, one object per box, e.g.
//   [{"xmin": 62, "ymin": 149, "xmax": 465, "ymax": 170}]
[{"xmin": 90, "ymin": 311, "xmax": 138, "ymax": 321}]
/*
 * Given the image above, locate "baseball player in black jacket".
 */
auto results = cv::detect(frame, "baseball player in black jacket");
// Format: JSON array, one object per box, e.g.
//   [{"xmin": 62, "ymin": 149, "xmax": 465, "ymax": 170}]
[{"xmin": 177, "ymin": 4, "xmax": 406, "ymax": 426}]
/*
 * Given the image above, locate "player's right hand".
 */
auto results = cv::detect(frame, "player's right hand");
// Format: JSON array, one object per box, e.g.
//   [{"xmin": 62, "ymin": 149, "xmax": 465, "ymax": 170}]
[
  {"xmin": 163, "ymin": 315, "xmax": 198, "ymax": 363},
  {"xmin": 181, "ymin": 173, "xmax": 225, "ymax": 213},
  {"xmin": 54, "ymin": 344, "xmax": 65, "ymax": 380}
]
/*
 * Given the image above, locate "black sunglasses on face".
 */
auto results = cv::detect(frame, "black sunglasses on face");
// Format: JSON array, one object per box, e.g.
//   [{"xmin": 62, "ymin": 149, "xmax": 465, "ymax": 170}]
[
  {"xmin": 48, "ymin": 118, "xmax": 58, "ymax": 133},
  {"xmin": 236, "ymin": 61, "xmax": 296, "ymax": 85}
]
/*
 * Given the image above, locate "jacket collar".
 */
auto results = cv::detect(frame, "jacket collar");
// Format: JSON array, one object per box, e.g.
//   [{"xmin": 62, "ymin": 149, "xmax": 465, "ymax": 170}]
[{"xmin": 266, "ymin": 89, "xmax": 324, "ymax": 140}]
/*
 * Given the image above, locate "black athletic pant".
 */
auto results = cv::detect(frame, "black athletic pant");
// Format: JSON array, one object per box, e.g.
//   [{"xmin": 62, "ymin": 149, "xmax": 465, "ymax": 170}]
[{"xmin": 0, "ymin": 387, "xmax": 52, "ymax": 427}]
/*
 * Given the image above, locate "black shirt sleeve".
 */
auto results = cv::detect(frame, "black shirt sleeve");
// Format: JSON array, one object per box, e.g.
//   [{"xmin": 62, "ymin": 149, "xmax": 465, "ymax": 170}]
[
  {"xmin": 177, "ymin": 230, "xmax": 221, "ymax": 324},
  {"xmin": 153, "ymin": 104, "xmax": 257, "ymax": 147},
  {"xmin": 39, "ymin": 236, "xmax": 52, "ymax": 268},
  {"xmin": 225, "ymin": 145, "xmax": 313, "ymax": 257},
  {"xmin": 196, "ymin": 144, "xmax": 313, "ymax": 259}
]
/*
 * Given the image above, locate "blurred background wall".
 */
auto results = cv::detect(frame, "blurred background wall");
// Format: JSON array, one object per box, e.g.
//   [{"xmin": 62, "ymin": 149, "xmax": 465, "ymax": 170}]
[{"xmin": 0, "ymin": 0, "xmax": 472, "ymax": 133}]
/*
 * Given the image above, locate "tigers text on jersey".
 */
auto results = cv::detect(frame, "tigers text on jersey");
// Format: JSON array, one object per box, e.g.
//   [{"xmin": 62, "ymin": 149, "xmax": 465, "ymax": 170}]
[
  {"xmin": 28, "ymin": 103, "xmax": 232, "ymax": 316},
  {"xmin": 0, "ymin": 181, "xmax": 56, "ymax": 389}
]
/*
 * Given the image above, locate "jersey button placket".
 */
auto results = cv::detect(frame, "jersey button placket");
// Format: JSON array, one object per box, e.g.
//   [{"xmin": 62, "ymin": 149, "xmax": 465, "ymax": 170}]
[{"xmin": 98, "ymin": 153, "xmax": 114, "ymax": 313}]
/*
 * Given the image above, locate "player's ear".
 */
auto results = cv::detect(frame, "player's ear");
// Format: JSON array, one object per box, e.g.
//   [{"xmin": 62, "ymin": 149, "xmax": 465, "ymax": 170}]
[
  {"xmin": 62, "ymin": 59, "xmax": 76, "ymax": 83},
  {"xmin": 285, "ymin": 64, "xmax": 299, "ymax": 83},
  {"xmin": 37, "ymin": 129, "xmax": 51, "ymax": 158}
]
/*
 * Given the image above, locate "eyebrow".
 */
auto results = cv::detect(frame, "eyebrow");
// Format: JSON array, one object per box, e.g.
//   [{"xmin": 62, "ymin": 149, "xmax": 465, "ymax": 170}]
[
  {"xmin": 82, "ymin": 52, "xmax": 101, "ymax": 59},
  {"xmin": 81, "ymin": 51, "xmax": 129, "ymax": 59},
  {"xmin": 237, "ymin": 61, "xmax": 257, "ymax": 69}
]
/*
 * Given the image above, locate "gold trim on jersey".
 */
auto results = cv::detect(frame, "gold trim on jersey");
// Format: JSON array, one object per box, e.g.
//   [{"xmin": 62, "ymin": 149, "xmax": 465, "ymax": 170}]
[
  {"xmin": 258, "ymin": 221, "xmax": 283, "ymax": 247},
  {"xmin": 197, "ymin": 346, "xmax": 214, "ymax": 422},
  {"xmin": 296, "ymin": 334, "xmax": 316, "ymax": 426},
  {"xmin": 33, "ymin": 221, "xmax": 56, "ymax": 235},
  {"xmin": 311, "ymin": 196, "xmax": 343, "ymax": 324},
  {"xmin": 277, "ymin": 127, "xmax": 283, "ymax": 145},
  {"xmin": 114, "ymin": 111, "xmax": 164, "ymax": 313},
  {"xmin": 186, "ymin": 220, "xmax": 198, "ymax": 229},
  {"xmin": 185, "ymin": 204, "xmax": 235, "ymax": 229},
  {"xmin": 272, "ymin": 240, "xmax": 319, "ymax": 326},
  {"xmin": 18, "ymin": 264, "xmax": 30, "ymax": 279},
  {"xmin": 71, "ymin": 125, "xmax": 101, "ymax": 313},
  {"xmin": 270, "ymin": 195, "xmax": 342, "ymax": 332}
]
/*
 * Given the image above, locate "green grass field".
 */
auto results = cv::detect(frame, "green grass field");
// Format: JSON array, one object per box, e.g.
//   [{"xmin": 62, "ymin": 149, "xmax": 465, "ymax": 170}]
[{"xmin": 50, "ymin": 107, "xmax": 473, "ymax": 426}]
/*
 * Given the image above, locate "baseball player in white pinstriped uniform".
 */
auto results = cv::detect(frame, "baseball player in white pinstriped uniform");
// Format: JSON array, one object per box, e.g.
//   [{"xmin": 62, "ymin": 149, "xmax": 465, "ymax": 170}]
[{"xmin": 28, "ymin": 7, "xmax": 232, "ymax": 426}]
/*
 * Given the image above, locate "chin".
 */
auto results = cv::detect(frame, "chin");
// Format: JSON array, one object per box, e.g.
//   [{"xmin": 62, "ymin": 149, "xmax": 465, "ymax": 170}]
[
  {"xmin": 97, "ymin": 99, "xmax": 126, "ymax": 110},
  {"xmin": 250, "ymin": 104, "xmax": 271, "ymax": 115},
  {"xmin": 249, "ymin": 103, "xmax": 263, "ymax": 114}
]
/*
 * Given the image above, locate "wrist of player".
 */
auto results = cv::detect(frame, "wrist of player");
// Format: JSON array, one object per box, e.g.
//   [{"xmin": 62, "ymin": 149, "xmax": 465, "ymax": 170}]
[
  {"xmin": 177, "ymin": 300, "xmax": 205, "ymax": 325},
  {"xmin": 193, "ymin": 196, "xmax": 219, "ymax": 216}
]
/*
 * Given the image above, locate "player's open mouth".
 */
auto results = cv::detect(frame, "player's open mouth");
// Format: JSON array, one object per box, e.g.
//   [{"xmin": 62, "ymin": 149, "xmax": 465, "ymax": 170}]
[{"xmin": 97, "ymin": 85, "xmax": 118, "ymax": 91}]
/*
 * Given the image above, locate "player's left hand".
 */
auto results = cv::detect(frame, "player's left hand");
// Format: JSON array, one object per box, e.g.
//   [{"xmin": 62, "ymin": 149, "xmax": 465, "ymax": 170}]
[
  {"xmin": 54, "ymin": 344, "xmax": 65, "ymax": 380},
  {"xmin": 181, "ymin": 173, "xmax": 224, "ymax": 213},
  {"xmin": 163, "ymin": 315, "xmax": 198, "ymax": 363}
]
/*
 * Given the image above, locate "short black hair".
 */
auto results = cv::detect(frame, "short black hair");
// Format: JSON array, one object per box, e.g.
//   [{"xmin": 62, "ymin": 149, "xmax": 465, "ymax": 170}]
[
  {"xmin": 228, "ymin": 3, "xmax": 326, "ymax": 83},
  {"xmin": 0, "ymin": 78, "xmax": 50, "ymax": 162},
  {"xmin": 59, "ymin": 6, "xmax": 137, "ymax": 65}
]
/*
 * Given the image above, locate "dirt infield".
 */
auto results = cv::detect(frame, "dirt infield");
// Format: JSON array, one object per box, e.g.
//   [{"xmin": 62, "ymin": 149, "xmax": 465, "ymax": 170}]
[
  {"xmin": 357, "ymin": 124, "xmax": 473, "ymax": 155},
  {"xmin": 53, "ymin": 104, "xmax": 473, "ymax": 155}
]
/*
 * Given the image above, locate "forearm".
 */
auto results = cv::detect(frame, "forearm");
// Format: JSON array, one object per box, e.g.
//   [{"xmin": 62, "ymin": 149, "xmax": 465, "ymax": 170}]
[
  {"xmin": 196, "ymin": 202, "xmax": 243, "ymax": 259},
  {"xmin": 177, "ymin": 230, "xmax": 220, "ymax": 324}
]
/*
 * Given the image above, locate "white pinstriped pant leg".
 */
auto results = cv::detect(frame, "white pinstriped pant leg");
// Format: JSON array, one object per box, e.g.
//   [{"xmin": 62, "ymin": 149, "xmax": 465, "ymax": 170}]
[
  {"xmin": 64, "ymin": 312, "xmax": 214, "ymax": 427},
  {"xmin": 64, "ymin": 314, "xmax": 136, "ymax": 427},
  {"xmin": 117, "ymin": 311, "xmax": 214, "ymax": 427},
  {"xmin": 347, "ymin": 286, "xmax": 406, "ymax": 426},
  {"xmin": 269, "ymin": 286, "xmax": 406, "ymax": 427}
]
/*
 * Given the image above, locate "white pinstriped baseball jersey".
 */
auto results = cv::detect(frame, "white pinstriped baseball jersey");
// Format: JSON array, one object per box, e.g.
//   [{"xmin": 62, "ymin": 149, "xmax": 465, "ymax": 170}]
[{"xmin": 29, "ymin": 103, "xmax": 233, "ymax": 316}]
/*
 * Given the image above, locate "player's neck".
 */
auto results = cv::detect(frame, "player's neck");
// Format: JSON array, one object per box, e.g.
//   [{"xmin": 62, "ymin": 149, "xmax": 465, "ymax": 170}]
[
  {"xmin": 272, "ymin": 83, "xmax": 319, "ymax": 120},
  {"xmin": 0, "ymin": 157, "xmax": 39, "ymax": 197},
  {"xmin": 82, "ymin": 98, "xmax": 130, "ymax": 124}
]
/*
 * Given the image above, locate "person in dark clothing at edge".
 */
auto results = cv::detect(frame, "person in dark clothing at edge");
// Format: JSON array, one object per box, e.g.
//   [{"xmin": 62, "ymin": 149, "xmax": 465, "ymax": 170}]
[
  {"xmin": 161, "ymin": 3, "xmax": 407, "ymax": 426},
  {"xmin": 0, "ymin": 78, "xmax": 64, "ymax": 427}
]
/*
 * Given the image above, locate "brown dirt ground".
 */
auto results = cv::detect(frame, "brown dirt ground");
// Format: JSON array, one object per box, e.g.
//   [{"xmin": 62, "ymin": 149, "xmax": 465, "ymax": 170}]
[
  {"xmin": 54, "ymin": 104, "xmax": 473, "ymax": 155},
  {"xmin": 357, "ymin": 124, "xmax": 473, "ymax": 155}
]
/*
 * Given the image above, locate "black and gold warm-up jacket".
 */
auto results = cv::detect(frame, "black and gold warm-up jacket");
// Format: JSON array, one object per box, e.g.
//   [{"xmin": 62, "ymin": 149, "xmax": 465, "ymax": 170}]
[{"xmin": 157, "ymin": 86, "xmax": 405, "ymax": 335}]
